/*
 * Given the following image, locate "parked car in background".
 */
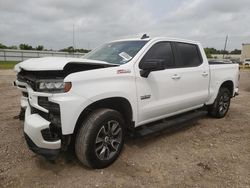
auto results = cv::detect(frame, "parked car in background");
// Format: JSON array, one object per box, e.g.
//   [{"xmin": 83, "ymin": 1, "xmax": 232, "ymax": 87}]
[{"xmin": 243, "ymin": 59, "xmax": 250, "ymax": 66}]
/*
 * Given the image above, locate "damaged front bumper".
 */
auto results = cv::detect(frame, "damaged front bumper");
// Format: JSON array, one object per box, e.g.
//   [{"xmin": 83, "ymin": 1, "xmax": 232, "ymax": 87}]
[
  {"xmin": 15, "ymin": 80, "xmax": 63, "ymax": 159},
  {"xmin": 24, "ymin": 133, "xmax": 60, "ymax": 160},
  {"xmin": 24, "ymin": 104, "xmax": 61, "ymax": 160},
  {"xmin": 14, "ymin": 80, "xmax": 29, "ymax": 120},
  {"xmin": 15, "ymin": 78, "xmax": 86, "ymax": 160}
]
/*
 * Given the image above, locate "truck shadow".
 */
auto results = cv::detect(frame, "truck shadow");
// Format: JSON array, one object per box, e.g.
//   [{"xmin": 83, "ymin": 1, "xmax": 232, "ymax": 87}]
[
  {"xmin": 34, "ymin": 147, "xmax": 89, "ymax": 171},
  {"xmin": 37, "ymin": 114, "xmax": 207, "ymax": 170},
  {"xmin": 126, "ymin": 115, "xmax": 206, "ymax": 148}
]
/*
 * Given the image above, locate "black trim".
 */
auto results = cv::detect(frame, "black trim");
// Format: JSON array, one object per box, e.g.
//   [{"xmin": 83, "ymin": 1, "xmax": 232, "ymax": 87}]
[
  {"xmin": 208, "ymin": 61, "xmax": 233, "ymax": 65},
  {"xmin": 24, "ymin": 133, "xmax": 60, "ymax": 160},
  {"xmin": 17, "ymin": 85, "xmax": 26, "ymax": 89},
  {"xmin": 171, "ymin": 42, "xmax": 182, "ymax": 68},
  {"xmin": 196, "ymin": 45, "xmax": 203, "ymax": 64}
]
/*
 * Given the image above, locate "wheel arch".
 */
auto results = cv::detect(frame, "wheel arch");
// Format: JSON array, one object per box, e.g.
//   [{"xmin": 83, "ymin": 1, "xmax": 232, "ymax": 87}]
[
  {"xmin": 206, "ymin": 79, "xmax": 235, "ymax": 105},
  {"xmin": 73, "ymin": 97, "xmax": 134, "ymax": 136},
  {"xmin": 220, "ymin": 80, "xmax": 234, "ymax": 97}
]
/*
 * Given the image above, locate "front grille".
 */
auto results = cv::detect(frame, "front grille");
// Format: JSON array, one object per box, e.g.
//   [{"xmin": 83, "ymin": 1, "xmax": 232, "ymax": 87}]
[
  {"xmin": 30, "ymin": 98, "xmax": 62, "ymax": 142},
  {"xmin": 36, "ymin": 97, "xmax": 61, "ymax": 127},
  {"xmin": 31, "ymin": 106, "xmax": 49, "ymax": 120},
  {"xmin": 30, "ymin": 98, "xmax": 61, "ymax": 126},
  {"xmin": 38, "ymin": 97, "xmax": 60, "ymax": 115}
]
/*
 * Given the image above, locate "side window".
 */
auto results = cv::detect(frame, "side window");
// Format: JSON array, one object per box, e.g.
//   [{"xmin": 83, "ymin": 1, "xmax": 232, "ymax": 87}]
[
  {"xmin": 176, "ymin": 43, "xmax": 202, "ymax": 67},
  {"xmin": 141, "ymin": 42, "xmax": 175, "ymax": 68}
]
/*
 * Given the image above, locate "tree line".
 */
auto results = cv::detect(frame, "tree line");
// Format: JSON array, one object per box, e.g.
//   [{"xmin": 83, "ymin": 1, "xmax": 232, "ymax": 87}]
[
  {"xmin": 0, "ymin": 42, "xmax": 241, "ymax": 56},
  {"xmin": 0, "ymin": 43, "xmax": 91, "ymax": 53},
  {"xmin": 204, "ymin": 47, "xmax": 241, "ymax": 58}
]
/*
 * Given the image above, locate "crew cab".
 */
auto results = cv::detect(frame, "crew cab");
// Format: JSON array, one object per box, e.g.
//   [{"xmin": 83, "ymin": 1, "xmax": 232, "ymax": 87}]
[{"xmin": 14, "ymin": 36, "xmax": 239, "ymax": 169}]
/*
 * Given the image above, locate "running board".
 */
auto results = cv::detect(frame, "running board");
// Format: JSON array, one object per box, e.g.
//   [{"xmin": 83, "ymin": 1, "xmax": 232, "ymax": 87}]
[{"xmin": 135, "ymin": 110, "xmax": 207, "ymax": 137}]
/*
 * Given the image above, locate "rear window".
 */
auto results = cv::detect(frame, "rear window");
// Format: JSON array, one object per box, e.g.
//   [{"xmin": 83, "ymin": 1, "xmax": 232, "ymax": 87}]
[{"xmin": 176, "ymin": 43, "xmax": 202, "ymax": 67}]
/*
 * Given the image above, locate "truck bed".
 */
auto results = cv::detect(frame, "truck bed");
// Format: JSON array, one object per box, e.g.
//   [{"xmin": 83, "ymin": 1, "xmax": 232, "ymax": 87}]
[{"xmin": 207, "ymin": 63, "xmax": 239, "ymax": 104}]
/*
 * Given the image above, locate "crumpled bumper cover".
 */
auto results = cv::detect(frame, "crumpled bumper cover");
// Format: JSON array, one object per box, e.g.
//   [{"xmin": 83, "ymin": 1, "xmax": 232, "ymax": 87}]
[
  {"xmin": 24, "ymin": 133, "xmax": 60, "ymax": 160},
  {"xmin": 24, "ymin": 106, "xmax": 61, "ymax": 160}
]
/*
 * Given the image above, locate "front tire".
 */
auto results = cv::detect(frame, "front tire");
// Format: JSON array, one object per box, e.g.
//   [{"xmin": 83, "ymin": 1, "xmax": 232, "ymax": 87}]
[
  {"xmin": 75, "ymin": 108, "xmax": 125, "ymax": 169},
  {"xmin": 208, "ymin": 87, "xmax": 231, "ymax": 118}
]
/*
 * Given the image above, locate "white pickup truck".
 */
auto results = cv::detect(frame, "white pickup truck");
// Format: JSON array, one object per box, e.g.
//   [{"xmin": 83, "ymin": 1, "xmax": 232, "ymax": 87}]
[{"xmin": 14, "ymin": 36, "xmax": 239, "ymax": 169}]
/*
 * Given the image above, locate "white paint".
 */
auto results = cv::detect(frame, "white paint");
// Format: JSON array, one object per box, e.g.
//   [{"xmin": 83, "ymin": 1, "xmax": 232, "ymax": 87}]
[{"xmin": 17, "ymin": 37, "xmax": 239, "ymax": 150}]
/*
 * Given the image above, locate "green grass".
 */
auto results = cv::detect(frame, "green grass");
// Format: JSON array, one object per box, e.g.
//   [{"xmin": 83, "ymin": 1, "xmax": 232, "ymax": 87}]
[{"xmin": 0, "ymin": 61, "xmax": 19, "ymax": 69}]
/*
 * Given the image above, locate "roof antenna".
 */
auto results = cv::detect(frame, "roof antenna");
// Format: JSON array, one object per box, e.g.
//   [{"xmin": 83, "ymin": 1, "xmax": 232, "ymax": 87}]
[{"xmin": 141, "ymin": 34, "xmax": 149, "ymax": 39}]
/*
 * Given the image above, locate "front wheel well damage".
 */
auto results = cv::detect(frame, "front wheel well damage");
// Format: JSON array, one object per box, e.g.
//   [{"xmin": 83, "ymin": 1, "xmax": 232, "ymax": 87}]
[{"xmin": 73, "ymin": 97, "xmax": 134, "ymax": 137}]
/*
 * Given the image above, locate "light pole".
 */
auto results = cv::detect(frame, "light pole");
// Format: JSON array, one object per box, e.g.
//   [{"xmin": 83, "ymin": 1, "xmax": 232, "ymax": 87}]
[
  {"xmin": 73, "ymin": 24, "xmax": 75, "ymax": 50},
  {"xmin": 223, "ymin": 35, "xmax": 228, "ymax": 59}
]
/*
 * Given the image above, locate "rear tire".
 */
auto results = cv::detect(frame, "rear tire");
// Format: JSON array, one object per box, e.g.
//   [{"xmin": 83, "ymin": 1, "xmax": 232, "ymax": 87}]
[
  {"xmin": 208, "ymin": 87, "xmax": 231, "ymax": 118},
  {"xmin": 75, "ymin": 108, "xmax": 125, "ymax": 169}
]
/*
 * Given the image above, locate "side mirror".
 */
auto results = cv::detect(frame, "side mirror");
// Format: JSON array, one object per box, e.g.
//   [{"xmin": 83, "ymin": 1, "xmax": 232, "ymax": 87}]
[{"xmin": 139, "ymin": 59, "xmax": 165, "ymax": 78}]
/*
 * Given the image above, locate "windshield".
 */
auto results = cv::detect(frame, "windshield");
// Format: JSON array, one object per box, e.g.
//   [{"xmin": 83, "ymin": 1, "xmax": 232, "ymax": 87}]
[{"xmin": 84, "ymin": 40, "xmax": 148, "ymax": 65}]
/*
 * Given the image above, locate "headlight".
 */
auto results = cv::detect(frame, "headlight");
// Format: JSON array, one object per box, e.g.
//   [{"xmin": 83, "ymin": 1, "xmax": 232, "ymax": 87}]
[{"xmin": 38, "ymin": 81, "xmax": 71, "ymax": 93}]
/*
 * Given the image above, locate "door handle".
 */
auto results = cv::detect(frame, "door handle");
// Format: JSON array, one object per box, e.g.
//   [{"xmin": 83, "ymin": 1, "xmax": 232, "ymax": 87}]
[
  {"xmin": 202, "ymin": 72, "xmax": 208, "ymax": 77},
  {"xmin": 172, "ymin": 74, "xmax": 181, "ymax": 80}
]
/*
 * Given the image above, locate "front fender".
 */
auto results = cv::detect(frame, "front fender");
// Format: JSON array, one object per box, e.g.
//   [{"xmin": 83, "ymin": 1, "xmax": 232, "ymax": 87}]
[{"xmin": 50, "ymin": 91, "xmax": 137, "ymax": 135}]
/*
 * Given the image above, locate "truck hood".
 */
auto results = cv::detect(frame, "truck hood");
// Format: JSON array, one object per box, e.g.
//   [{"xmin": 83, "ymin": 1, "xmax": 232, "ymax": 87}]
[{"xmin": 15, "ymin": 57, "xmax": 116, "ymax": 72}]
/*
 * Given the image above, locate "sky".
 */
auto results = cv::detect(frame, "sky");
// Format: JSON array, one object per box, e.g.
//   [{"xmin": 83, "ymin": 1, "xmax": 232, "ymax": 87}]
[{"xmin": 0, "ymin": 0, "xmax": 249, "ymax": 50}]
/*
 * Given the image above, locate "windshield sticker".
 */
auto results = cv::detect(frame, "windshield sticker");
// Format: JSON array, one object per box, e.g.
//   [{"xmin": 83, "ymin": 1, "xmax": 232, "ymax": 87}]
[{"xmin": 119, "ymin": 52, "xmax": 132, "ymax": 61}]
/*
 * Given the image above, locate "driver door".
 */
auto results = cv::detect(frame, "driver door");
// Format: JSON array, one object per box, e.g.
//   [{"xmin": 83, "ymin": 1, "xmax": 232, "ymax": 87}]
[{"xmin": 135, "ymin": 41, "xmax": 184, "ymax": 125}]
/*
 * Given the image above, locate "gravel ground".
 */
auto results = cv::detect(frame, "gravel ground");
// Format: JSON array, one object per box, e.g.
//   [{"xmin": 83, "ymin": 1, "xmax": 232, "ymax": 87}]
[{"xmin": 0, "ymin": 69, "xmax": 249, "ymax": 188}]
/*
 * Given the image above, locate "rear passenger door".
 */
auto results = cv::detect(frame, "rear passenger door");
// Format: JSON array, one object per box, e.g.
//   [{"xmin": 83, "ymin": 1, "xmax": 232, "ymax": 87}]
[{"xmin": 172, "ymin": 42, "xmax": 209, "ymax": 109}]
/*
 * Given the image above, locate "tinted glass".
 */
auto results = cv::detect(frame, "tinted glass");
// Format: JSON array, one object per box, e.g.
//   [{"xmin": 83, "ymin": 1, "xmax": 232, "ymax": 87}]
[
  {"xmin": 176, "ymin": 43, "xmax": 202, "ymax": 67},
  {"xmin": 84, "ymin": 41, "xmax": 148, "ymax": 65},
  {"xmin": 141, "ymin": 42, "xmax": 175, "ymax": 68}
]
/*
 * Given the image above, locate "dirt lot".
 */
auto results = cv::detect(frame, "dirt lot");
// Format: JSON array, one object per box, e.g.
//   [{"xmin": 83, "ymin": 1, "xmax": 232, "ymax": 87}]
[{"xmin": 0, "ymin": 69, "xmax": 249, "ymax": 188}]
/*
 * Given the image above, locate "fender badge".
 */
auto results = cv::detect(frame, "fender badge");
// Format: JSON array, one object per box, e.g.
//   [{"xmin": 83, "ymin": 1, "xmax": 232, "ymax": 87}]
[
  {"xmin": 140, "ymin": 95, "xmax": 151, "ymax": 100},
  {"xmin": 117, "ymin": 69, "xmax": 131, "ymax": 74}
]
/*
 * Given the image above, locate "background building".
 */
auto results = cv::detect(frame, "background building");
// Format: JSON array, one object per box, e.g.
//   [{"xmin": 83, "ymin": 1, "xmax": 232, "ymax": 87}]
[{"xmin": 241, "ymin": 43, "xmax": 250, "ymax": 62}]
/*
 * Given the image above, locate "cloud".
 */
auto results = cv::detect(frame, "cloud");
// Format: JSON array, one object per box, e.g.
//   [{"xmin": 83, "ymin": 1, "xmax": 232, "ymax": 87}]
[
  {"xmin": 0, "ymin": 0, "xmax": 249, "ymax": 50},
  {"xmin": 154, "ymin": 0, "xmax": 250, "ymax": 49}
]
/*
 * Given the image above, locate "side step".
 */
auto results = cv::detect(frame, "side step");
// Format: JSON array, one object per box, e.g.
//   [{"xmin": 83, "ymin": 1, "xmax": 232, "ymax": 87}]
[{"xmin": 135, "ymin": 110, "xmax": 207, "ymax": 137}]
